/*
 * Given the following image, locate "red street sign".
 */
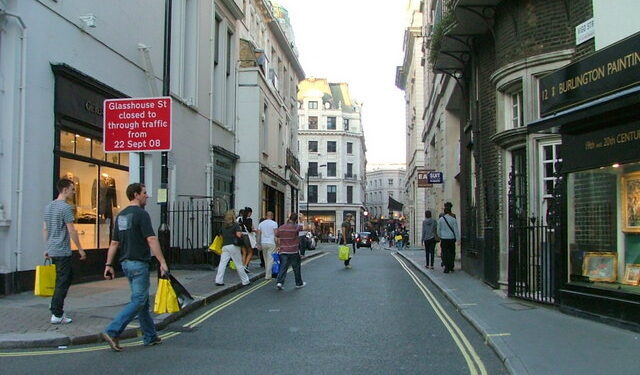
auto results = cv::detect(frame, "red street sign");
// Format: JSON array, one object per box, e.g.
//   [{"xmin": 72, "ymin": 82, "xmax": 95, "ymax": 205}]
[{"xmin": 103, "ymin": 97, "xmax": 172, "ymax": 152}]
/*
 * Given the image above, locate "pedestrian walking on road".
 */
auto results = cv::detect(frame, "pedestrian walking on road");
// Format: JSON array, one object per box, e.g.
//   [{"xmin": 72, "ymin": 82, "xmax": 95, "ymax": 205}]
[
  {"xmin": 257, "ymin": 211, "xmax": 278, "ymax": 280},
  {"xmin": 438, "ymin": 202, "xmax": 460, "ymax": 273},
  {"xmin": 43, "ymin": 178, "xmax": 87, "ymax": 324},
  {"xmin": 341, "ymin": 213, "xmax": 354, "ymax": 268},
  {"xmin": 215, "ymin": 209, "xmax": 250, "ymax": 286},
  {"xmin": 275, "ymin": 213, "xmax": 305, "ymax": 290},
  {"xmin": 101, "ymin": 183, "xmax": 169, "ymax": 351},
  {"xmin": 421, "ymin": 210, "xmax": 438, "ymax": 269}
]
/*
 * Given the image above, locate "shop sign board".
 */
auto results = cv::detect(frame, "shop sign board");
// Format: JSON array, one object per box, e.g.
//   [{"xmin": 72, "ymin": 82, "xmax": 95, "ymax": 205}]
[
  {"xmin": 417, "ymin": 169, "xmax": 433, "ymax": 188},
  {"xmin": 575, "ymin": 18, "xmax": 595, "ymax": 46},
  {"xmin": 103, "ymin": 97, "xmax": 172, "ymax": 152},
  {"xmin": 562, "ymin": 119, "xmax": 640, "ymax": 172},
  {"xmin": 427, "ymin": 171, "xmax": 444, "ymax": 184},
  {"xmin": 538, "ymin": 32, "xmax": 640, "ymax": 117}
]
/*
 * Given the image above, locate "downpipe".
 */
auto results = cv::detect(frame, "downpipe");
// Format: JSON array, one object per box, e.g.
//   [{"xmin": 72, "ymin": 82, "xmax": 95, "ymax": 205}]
[{"xmin": 1, "ymin": 10, "xmax": 27, "ymax": 275}]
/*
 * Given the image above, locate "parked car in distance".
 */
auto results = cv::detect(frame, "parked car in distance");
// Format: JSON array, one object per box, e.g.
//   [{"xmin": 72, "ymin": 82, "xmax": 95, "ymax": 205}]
[{"xmin": 356, "ymin": 232, "xmax": 372, "ymax": 248}]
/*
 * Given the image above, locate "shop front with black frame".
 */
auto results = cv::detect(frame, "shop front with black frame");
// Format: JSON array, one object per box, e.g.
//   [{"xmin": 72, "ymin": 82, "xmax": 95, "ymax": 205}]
[
  {"xmin": 530, "ymin": 32, "xmax": 640, "ymax": 328},
  {"xmin": 52, "ymin": 64, "xmax": 129, "ymax": 281}
]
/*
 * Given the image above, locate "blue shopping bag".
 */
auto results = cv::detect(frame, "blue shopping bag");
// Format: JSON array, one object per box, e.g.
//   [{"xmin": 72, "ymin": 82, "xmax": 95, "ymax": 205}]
[{"xmin": 272, "ymin": 253, "xmax": 280, "ymax": 276}]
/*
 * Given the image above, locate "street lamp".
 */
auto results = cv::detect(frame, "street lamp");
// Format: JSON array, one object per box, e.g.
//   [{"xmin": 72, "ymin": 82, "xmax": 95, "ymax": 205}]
[{"xmin": 306, "ymin": 163, "xmax": 326, "ymax": 224}]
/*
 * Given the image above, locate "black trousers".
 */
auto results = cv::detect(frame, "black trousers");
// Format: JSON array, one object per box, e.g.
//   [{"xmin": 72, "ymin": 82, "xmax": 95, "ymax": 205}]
[
  {"xmin": 440, "ymin": 239, "xmax": 456, "ymax": 272},
  {"xmin": 424, "ymin": 239, "xmax": 437, "ymax": 267},
  {"xmin": 50, "ymin": 255, "xmax": 73, "ymax": 317}
]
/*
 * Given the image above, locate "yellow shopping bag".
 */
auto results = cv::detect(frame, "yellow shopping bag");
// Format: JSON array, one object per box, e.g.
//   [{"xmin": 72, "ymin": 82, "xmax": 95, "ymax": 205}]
[
  {"xmin": 34, "ymin": 260, "xmax": 56, "ymax": 297},
  {"xmin": 153, "ymin": 278, "xmax": 180, "ymax": 314},
  {"xmin": 208, "ymin": 235, "xmax": 223, "ymax": 255},
  {"xmin": 338, "ymin": 245, "xmax": 350, "ymax": 261}
]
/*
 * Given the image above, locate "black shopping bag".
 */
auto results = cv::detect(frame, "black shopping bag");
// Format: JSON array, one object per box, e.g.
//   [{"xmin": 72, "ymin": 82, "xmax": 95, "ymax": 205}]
[{"xmin": 168, "ymin": 273, "xmax": 194, "ymax": 309}]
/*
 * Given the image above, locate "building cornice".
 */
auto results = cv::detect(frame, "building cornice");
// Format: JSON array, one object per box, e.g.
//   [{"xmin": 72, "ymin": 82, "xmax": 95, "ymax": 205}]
[{"xmin": 490, "ymin": 49, "xmax": 575, "ymax": 88}]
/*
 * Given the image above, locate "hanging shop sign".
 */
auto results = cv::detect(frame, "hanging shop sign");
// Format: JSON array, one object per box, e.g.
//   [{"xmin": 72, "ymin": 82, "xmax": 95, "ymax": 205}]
[
  {"xmin": 103, "ymin": 97, "xmax": 172, "ymax": 152},
  {"xmin": 538, "ymin": 32, "xmax": 640, "ymax": 117},
  {"xmin": 427, "ymin": 171, "xmax": 444, "ymax": 184},
  {"xmin": 417, "ymin": 169, "xmax": 433, "ymax": 188}
]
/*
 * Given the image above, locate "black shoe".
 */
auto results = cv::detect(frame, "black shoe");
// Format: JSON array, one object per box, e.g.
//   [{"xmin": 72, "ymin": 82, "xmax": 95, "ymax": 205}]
[
  {"xmin": 215, "ymin": 283, "xmax": 225, "ymax": 286},
  {"xmin": 444, "ymin": 270, "xmax": 450, "ymax": 273},
  {"xmin": 144, "ymin": 336, "xmax": 162, "ymax": 346}
]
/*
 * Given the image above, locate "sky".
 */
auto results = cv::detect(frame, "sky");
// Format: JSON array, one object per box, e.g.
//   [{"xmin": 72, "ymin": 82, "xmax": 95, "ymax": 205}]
[{"xmin": 276, "ymin": 0, "xmax": 409, "ymax": 166}]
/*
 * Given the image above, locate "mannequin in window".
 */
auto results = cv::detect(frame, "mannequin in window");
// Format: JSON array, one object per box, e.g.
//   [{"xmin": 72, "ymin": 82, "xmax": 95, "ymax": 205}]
[{"xmin": 92, "ymin": 173, "xmax": 117, "ymax": 221}]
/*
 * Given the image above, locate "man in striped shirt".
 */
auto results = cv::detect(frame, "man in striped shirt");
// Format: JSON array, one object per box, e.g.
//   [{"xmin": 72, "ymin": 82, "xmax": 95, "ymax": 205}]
[
  {"xmin": 274, "ymin": 212, "xmax": 306, "ymax": 290},
  {"xmin": 43, "ymin": 178, "xmax": 87, "ymax": 324}
]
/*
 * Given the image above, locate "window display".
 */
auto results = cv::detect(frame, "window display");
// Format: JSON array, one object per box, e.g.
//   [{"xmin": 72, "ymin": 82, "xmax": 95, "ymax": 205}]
[
  {"xmin": 58, "ymin": 131, "xmax": 129, "ymax": 250},
  {"xmin": 567, "ymin": 161, "xmax": 640, "ymax": 294}
]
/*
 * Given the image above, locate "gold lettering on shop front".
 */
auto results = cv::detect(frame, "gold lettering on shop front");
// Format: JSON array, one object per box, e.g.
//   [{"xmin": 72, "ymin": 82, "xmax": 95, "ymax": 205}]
[{"xmin": 584, "ymin": 129, "xmax": 640, "ymax": 150}]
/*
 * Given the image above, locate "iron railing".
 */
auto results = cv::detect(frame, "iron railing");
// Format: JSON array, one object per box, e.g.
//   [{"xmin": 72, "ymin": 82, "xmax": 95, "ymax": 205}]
[{"xmin": 168, "ymin": 198, "xmax": 223, "ymax": 267}]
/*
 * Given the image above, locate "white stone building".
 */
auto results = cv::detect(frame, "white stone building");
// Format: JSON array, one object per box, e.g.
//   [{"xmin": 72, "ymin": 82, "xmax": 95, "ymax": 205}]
[
  {"xmin": 297, "ymin": 78, "xmax": 367, "ymax": 236},
  {"xmin": 396, "ymin": 0, "xmax": 428, "ymax": 246},
  {"xmin": 365, "ymin": 164, "xmax": 407, "ymax": 221},
  {"xmin": 0, "ymin": 0, "xmax": 243, "ymax": 294},
  {"xmin": 235, "ymin": 0, "xmax": 304, "ymax": 225}
]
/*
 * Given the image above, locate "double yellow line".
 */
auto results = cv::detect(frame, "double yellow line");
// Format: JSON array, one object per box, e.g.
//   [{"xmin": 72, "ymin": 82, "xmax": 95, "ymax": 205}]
[
  {"xmin": 1, "ymin": 253, "xmax": 327, "ymax": 357},
  {"xmin": 392, "ymin": 253, "xmax": 487, "ymax": 375}
]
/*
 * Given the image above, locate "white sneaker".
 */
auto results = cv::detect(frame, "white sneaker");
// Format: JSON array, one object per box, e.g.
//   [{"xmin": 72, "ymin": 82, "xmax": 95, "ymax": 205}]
[
  {"xmin": 295, "ymin": 282, "xmax": 306, "ymax": 289},
  {"xmin": 276, "ymin": 283, "xmax": 283, "ymax": 290},
  {"xmin": 50, "ymin": 314, "xmax": 72, "ymax": 324}
]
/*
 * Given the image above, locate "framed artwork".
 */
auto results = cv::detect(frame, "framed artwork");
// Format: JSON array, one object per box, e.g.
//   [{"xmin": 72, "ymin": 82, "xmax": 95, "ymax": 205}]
[
  {"xmin": 582, "ymin": 252, "xmax": 617, "ymax": 282},
  {"xmin": 621, "ymin": 171, "xmax": 640, "ymax": 233},
  {"xmin": 622, "ymin": 264, "xmax": 640, "ymax": 286}
]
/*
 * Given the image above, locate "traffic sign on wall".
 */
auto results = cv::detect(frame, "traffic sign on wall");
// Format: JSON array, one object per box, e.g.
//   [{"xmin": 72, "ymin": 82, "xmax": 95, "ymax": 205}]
[{"xmin": 103, "ymin": 97, "xmax": 172, "ymax": 152}]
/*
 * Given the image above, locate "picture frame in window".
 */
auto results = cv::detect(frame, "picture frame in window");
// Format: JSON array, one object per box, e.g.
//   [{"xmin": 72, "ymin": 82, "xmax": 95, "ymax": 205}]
[
  {"xmin": 621, "ymin": 171, "xmax": 640, "ymax": 233},
  {"xmin": 582, "ymin": 252, "xmax": 617, "ymax": 282},
  {"xmin": 622, "ymin": 264, "xmax": 640, "ymax": 286}
]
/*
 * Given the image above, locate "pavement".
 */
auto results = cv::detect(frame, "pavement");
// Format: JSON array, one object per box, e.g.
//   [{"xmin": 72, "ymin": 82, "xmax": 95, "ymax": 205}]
[
  {"xmin": 0, "ymin": 250, "xmax": 321, "ymax": 350},
  {"xmin": 395, "ymin": 247, "xmax": 640, "ymax": 375},
  {"xmin": 2, "ymin": 245, "xmax": 639, "ymax": 375}
]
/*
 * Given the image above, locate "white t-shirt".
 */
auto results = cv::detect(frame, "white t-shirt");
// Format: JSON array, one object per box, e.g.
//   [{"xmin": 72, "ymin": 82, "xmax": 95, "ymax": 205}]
[{"xmin": 257, "ymin": 219, "xmax": 278, "ymax": 245}]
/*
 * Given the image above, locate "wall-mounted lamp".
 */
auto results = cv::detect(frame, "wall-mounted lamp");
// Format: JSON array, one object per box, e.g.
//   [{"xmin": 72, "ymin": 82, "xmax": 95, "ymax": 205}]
[{"xmin": 79, "ymin": 14, "xmax": 96, "ymax": 28}]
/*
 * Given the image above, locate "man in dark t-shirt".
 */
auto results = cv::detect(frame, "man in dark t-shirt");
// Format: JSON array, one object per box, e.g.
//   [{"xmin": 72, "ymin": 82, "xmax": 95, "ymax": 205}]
[{"xmin": 101, "ymin": 183, "xmax": 168, "ymax": 352}]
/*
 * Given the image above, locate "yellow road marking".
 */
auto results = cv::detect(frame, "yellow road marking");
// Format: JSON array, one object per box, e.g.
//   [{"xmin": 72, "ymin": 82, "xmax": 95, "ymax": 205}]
[
  {"xmin": 392, "ymin": 253, "xmax": 488, "ymax": 375},
  {"xmin": 486, "ymin": 333, "xmax": 511, "ymax": 337},
  {"xmin": 0, "ymin": 252, "xmax": 328, "ymax": 357}
]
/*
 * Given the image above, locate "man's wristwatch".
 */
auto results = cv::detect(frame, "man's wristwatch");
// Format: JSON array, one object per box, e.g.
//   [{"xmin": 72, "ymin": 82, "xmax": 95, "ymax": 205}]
[{"xmin": 105, "ymin": 264, "xmax": 113, "ymax": 267}]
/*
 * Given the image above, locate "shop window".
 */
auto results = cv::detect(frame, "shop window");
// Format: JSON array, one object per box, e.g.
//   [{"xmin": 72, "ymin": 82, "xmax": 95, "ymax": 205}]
[
  {"xmin": 567, "ymin": 162, "xmax": 640, "ymax": 295},
  {"xmin": 58, "ymin": 131, "xmax": 128, "ymax": 250}
]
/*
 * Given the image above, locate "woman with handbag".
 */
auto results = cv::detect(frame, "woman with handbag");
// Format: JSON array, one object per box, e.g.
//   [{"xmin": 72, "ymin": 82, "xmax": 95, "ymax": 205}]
[
  {"xmin": 215, "ymin": 210, "xmax": 250, "ymax": 286},
  {"xmin": 421, "ymin": 210, "xmax": 438, "ymax": 269},
  {"xmin": 238, "ymin": 207, "xmax": 256, "ymax": 272},
  {"xmin": 438, "ymin": 202, "xmax": 460, "ymax": 273}
]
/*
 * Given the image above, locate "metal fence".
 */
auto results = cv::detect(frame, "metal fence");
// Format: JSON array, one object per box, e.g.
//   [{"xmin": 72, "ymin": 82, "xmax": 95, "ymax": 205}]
[
  {"xmin": 167, "ymin": 199, "xmax": 222, "ymax": 267},
  {"xmin": 508, "ymin": 217, "xmax": 556, "ymax": 304}
]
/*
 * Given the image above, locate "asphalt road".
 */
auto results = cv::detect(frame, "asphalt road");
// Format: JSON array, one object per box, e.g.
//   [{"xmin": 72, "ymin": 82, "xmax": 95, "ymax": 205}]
[{"xmin": 0, "ymin": 244, "xmax": 508, "ymax": 375}]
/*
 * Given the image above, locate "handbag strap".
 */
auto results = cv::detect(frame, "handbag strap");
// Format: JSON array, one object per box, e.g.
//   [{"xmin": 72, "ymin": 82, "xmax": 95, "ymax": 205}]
[{"xmin": 443, "ymin": 216, "xmax": 456, "ymax": 241}]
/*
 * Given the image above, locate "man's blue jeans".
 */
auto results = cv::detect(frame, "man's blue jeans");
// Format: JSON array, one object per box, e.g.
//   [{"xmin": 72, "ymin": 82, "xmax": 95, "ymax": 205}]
[
  {"xmin": 276, "ymin": 253, "xmax": 303, "ymax": 286},
  {"xmin": 104, "ymin": 260, "xmax": 157, "ymax": 344}
]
